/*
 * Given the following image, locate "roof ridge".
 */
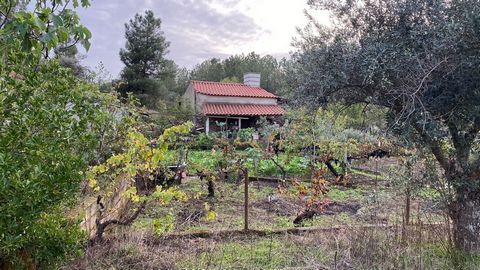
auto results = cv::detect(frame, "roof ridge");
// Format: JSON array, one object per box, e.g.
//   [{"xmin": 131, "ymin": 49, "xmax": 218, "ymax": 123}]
[
  {"xmin": 204, "ymin": 103, "xmax": 280, "ymax": 106},
  {"xmin": 191, "ymin": 80, "xmax": 277, "ymax": 98},
  {"xmin": 191, "ymin": 80, "xmax": 245, "ymax": 86}
]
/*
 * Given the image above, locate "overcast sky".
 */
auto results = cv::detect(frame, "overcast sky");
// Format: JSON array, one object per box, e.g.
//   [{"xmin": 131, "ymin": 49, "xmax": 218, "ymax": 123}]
[{"xmin": 76, "ymin": 0, "xmax": 329, "ymax": 78}]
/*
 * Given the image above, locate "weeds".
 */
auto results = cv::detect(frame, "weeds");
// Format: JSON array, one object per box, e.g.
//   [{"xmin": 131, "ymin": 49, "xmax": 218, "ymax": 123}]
[{"xmin": 64, "ymin": 222, "xmax": 479, "ymax": 269}]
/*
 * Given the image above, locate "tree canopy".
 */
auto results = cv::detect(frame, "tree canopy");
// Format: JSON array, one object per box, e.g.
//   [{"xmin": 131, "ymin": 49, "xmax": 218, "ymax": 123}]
[
  {"xmin": 118, "ymin": 10, "xmax": 176, "ymax": 108},
  {"xmin": 293, "ymin": 0, "xmax": 480, "ymax": 254},
  {"xmin": 190, "ymin": 52, "xmax": 290, "ymax": 95},
  {"xmin": 0, "ymin": 0, "xmax": 92, "ymax": 63}
]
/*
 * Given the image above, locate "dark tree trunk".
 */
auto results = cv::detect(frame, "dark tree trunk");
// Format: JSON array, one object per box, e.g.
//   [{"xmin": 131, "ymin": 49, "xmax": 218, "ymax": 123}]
[
  {"xmin": 90, "ymin": 201, "xmax": 147, "ymax": 246},
  {"xmin": 293, "ymin": 209, "xmax": 317, "ymax": 225},
  {"xmin": 270, "ymin": 157, "xmax": 287, "ymax": 180},
  {"xmin": 198, "ymin": 172, "xmax": 215, "ymax": 198},
  {"xmin": 207, "ymin": 178, "xmax": 215, "ymax": 198},
  {"xmin": 324, "ymin": 159, "xmax": 345, "ymax": 182},
  {"xmin": 449, "ymin": 184, "xmax": 480, "ymax": 254},
  {"xmin": 417, "ymin": 122, "xmax": 480, "ymax": 255}
]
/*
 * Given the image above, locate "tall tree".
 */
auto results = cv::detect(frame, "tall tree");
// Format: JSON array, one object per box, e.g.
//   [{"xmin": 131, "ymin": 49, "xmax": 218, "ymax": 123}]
[
  {"xmin": 294, "ymin": 0, "xmax": 480, "ymax": 255},
  {"xmin": 119, "ymin": 10, "xmax": 174, "ymax": 108},
  {"xmin": 190, "ymin": 58, "xmax": 225, "ymax": 82}
]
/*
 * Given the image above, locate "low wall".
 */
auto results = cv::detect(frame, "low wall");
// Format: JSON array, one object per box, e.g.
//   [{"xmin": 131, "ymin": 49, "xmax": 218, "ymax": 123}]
[{"xmin": 80, "ymin": 174, "xmax": 132, "ymax": 239}]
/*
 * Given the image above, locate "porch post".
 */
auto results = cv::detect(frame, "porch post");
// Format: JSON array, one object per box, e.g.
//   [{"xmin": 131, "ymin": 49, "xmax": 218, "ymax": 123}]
[
  {"xmin": 205, "ymin": 117, "xmax": 210, "ymax": 134},
  {"xmin": 238, "ymin": 118, "xmax": 242, "ymax": 130}
]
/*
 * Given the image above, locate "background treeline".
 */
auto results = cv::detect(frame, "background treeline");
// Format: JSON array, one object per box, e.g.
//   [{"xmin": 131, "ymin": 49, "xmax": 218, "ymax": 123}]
[
  {"xmin": 110, "ymin": 11, "xmax": 291, "ymax": 108},
  {"xmin": 58, "ymin": 10, "xmax": 293, "ymax": 131}
]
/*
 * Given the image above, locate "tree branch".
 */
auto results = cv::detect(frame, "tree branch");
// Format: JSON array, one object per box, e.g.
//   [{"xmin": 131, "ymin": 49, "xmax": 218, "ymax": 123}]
[
  {"xmin": 413, "ymin": 122, "xmax": 451, "ymax": 174},
  {"xmin": 91, "ymin": 201, "xmax": 147, "ymax": 245},
  {"xmin": 0, "ymin": 0, "xmax": 14, "ymax": 29}
]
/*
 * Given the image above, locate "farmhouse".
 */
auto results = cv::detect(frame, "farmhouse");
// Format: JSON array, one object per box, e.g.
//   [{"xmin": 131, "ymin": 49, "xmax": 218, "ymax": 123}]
[{"xmin": 183, "ymin": 73, "xmax": 285, "ymax": 134}]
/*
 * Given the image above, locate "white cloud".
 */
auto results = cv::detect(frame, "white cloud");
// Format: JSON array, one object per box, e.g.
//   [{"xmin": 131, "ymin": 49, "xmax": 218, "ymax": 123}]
[{"xmin": 76, "ymin": 0, "xmax": 330, "ymax": 77}]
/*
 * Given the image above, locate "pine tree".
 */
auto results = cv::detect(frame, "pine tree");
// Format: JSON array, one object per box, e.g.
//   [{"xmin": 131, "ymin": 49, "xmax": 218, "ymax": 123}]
[{"xmin": 119, "ymin": 10, "xmax": 174, "ymax": 108}]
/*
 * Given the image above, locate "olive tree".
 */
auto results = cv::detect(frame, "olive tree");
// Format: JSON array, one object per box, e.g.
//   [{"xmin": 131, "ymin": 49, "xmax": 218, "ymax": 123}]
[{"xmin": 293, "ymin": 0, "xmax": 480, "ymax": 254}]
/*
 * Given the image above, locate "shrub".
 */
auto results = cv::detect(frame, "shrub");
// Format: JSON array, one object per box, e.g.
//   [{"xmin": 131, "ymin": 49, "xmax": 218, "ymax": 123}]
[
  {"xmin": 0, "ymin": 61, "xmax": 117, "ymax": 268},
  {"xmin": 237, "ymin": 128, "xmax": 255, "ymax": 141},
  {"xmin": 193, "ymin": 133, "xmax": 217, "ymax": 150}
]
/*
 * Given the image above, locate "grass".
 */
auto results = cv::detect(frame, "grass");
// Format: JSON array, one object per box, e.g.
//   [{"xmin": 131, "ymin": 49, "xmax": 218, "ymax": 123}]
[
  {"xmin": 130, "ymin": 168, "xmax": 444, "ymax": 235},
  {"xmin": 65, "ymin": 223, "xmax": 480, "ymax": 270},
  {"xmin": 350, "ymin": 168, "xmax": 386, "ymax": 180},
  {"xmin": 417, "ymin": 187, "xmax": 442, "ymax": 200},
  {"xmin": 327, "ymin": 186, "xmax": 366, "ymax": 202},
  {"xmin": 176, "ymin": 235, "xmax": 332, "ymax": 269},
  {"xmin": 65, "ymin": 155, "xmax": 460, "ymax": 269},
  {"xmin": 175, "ymin": 150, "xmax": 312, "ymax": 178}
]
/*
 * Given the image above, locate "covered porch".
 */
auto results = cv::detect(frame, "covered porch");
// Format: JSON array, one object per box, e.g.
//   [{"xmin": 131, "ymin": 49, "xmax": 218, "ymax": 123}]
[
  {"xmin": 202, "ymin": 103, "xmax": 285, "ymax": 134},
  {"xmin": 205, "ymin": 115, "xmax": 257, "ymax": 134}
]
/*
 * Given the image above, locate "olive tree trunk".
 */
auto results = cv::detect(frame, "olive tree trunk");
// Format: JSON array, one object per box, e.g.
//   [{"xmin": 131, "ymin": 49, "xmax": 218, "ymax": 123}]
[
  {"xmin": 422, "ymin": 124, "xmax": 480, "ymax": 255},
  {"xmin": 449, "ymin": 185, "xmax": 480, "ymax": 253}
]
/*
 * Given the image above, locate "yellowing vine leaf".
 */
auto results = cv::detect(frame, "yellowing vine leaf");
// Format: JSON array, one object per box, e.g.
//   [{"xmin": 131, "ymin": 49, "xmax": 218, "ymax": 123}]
[{"xmin": 206, "ymin": 210, "xmax": 216, "ymax": 221}]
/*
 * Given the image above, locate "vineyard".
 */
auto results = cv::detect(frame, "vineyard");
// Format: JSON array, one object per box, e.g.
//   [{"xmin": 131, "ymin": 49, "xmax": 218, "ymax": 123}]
[
  {"xmin": 62, "ymin": 114, "xmax": 458, "ymax": 269},
  {"xmin": 67, "ymin": 151, "xmax": 454, "ymax": 269}
]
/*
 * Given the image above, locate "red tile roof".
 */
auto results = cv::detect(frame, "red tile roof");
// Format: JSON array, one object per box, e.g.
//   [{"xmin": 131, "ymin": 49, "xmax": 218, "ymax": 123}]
[
  {"xmin": 192, "ymin": 80, "xmax": 277, "ymax": 98},
  {"xmin": 203, "ymin": 103, "xmax": 285, "ymax": 116}
]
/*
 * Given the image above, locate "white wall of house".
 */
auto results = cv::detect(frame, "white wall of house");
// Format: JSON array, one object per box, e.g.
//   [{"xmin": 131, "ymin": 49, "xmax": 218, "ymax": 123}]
[{"xmin": 183, "ymin": 84, "xmax": 196, "ymax": 113}]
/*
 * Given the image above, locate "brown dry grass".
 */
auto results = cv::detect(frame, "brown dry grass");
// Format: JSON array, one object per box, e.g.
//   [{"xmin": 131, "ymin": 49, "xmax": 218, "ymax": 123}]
[{"xmin": 62, "ymin": 222, "xmax": 468, "ymax": 270}]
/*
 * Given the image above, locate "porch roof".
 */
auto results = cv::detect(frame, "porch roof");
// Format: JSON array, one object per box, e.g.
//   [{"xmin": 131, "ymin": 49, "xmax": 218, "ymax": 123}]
[{"xmin": 203, "ymin": 103, "xmax": 285, "ymax": 116}]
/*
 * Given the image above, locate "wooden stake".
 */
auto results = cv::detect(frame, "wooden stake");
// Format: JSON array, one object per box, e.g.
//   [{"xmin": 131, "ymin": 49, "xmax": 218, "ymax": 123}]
[
  {"xmin": 244, "ymin": 169, "xmax": 249, "ymax": 231},
  {"xmin": 405, "ymin": 187, "xmax": 411, "ymax": 225}
]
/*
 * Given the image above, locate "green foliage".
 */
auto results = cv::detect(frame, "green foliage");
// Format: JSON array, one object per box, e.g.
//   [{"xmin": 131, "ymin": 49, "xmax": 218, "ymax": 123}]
[
  {"xmin": 120, "ymin": 10, "xmax": 169, "ymax": 78},
  {"xmin": 237, "ymin": 127, "xmax": 255, "ymax": 141},
  {"xmin": 0, "ymin": 60, "xmax": 114, "ymax": 267},
  {"xmin": 190, "ymin": 52, "xmax": 290, "ymax": 94},
  {"xmin": 254, "ymin": 159, "xmax": 278, "ymax": 176},
  {"xmin": 192, "ymin": 132, "xmax": 217, "ymax": 150},
  {"xmin": 294, "ymin": 1, "xmax": 480, "ymax": 252},
  {"xmin": 88, "ymin": 122, "xmax": 194, "ymax": 188},
  {"xmin": 0, "ymin": 0, "xmax": 92, "ymax": 63},
  {"xmin": 28, "ymin": 212, "xmax": 86, "ymax": 268},
  {"xmin": 55, "ymin": 45, "xmax": 91, "ymax": 80},
  {"xmin": 153, "ymin": 208, "xmax": 175, "ymax": 236},
  {"xmin": 220, "ymin": 76, "xmax": 240, "ymax": 83},
  {"xmin": 186, "ymin": 150, "xmax": 219, "ymax": 172},
  {"xmin": 295, "ymin": 0, "xmax": 480, "ymax": 189},
  {"xmin": 87, "ymin": 123, "xmax": 193, "ymax": 238},
  {"xmin": 253, "ymin": 106, "xmax": 382, "ymax": 182},
  {"xmin": 155, "ymin": 99, "xmax": 194, "ymax": 131},
  {"xmin": 417, "ymin": 187, "xmax": 441, "ymax": 200},
  {"xmin": 118, "ymin": 10, "xmax": 177, "ymax": 108},
  {"xmin": 188, "ymin": 150, "xmax": 310, "ymax": 178}
]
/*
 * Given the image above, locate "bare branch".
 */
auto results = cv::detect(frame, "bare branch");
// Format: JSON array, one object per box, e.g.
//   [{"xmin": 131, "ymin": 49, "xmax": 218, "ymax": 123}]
[{"xmin": 0, "ymin": 0, "xmax": 14, "ymax": 29}]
